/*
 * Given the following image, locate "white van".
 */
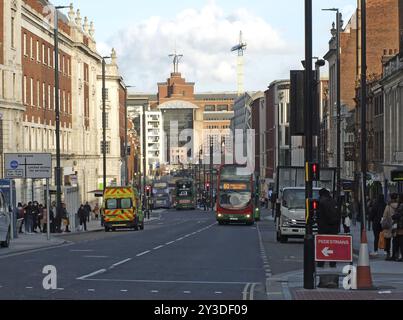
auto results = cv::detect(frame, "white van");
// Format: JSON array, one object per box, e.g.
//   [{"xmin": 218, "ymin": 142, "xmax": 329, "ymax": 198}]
[
  {"xmin": 276, "ymin": 187, "xmax": 321, "ymax": 243},
  {"xmin": 0, "ymin": 192, "xmax": 11, "ymax": 248}
]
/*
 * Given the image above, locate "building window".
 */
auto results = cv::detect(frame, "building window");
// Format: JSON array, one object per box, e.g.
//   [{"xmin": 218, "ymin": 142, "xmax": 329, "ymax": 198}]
[
  {"xmin": 217, "ymin": 105, "xmax": 228, "ymax": 112},
  {"xmin": 36, "ymin": 41, "xmax": 40, "ymax": 62},
  {"xmin": 67, "ymin": 59, "xmax": 70, "ymax": 76},
  {"xmin": 62, "ymin": 56, "xmax": 65, "ymax": 73},
  {"xmin": 30, "ymin": 37, "xmax": 33, "ymax": 59},
  {"xmin": 11, "ymin": 17, "xmax": 15, "ymax": 48},
  {"xmin": 100, "ymin": 141, "xmax": 111, "ymax": 154},
  {"xmin": 63, "ymin": 91, "xmax": 66, "ymax": 113},
  {"xmin": 205, "ymin": 105, "xmax": 215, "ymax": 112},
  {"xmin": 23, "ymin": 34, "xmax": 27, "ymax": 56},
  {"xmin": 30, "ymin": 78, "xmax": 34, "ymax": 106},
  {"xmin": 42, "ymin": 44, "xmax": 46, "ymax": 64},
  {"xmin": 42, "ymin": 83, "xmax": 46, "ymax": 108},
  {"xmin": 48, "ymin": 85, "xmax": 51, "ymax": 110},
  {"xmin": 37, "ymin": 80, "xmax": 40, "ymax": 107},
  {"xmin": 104, "ymin": 113, "xmax": 109, "ymax": 129},
  {"xmin": 48, "ymin": 47, "xmax": 51, "ymax": 67},
  {"xmin": 23, "ymin": 76, "xmax": 27, "ymax": 104}
]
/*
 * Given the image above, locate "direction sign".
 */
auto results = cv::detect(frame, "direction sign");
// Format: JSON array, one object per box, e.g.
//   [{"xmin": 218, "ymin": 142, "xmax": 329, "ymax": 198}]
[
  {"xmin": 5, "ymin": 153, "xmax": 52, "ymax": 179},
  {"xmin": 315, "ymin": 235, "xmax": 353, "ymax": 262}
]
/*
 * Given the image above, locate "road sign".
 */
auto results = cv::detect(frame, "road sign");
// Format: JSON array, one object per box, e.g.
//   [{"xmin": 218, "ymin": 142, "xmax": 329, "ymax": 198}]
[
  {"xmin": 5, "ymin": 153, "xmax": 52, "ymax": 179},
  {"xmin": 315, "ymin": 235, "xmax": 353, "ymax": 262}
]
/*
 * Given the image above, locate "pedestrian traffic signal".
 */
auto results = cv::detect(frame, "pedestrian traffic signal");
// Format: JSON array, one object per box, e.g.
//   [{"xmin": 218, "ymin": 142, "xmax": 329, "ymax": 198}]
[
  {"xmin": 206, "ymin": 183, "xmax": 210, "ymax": 192},
  {"xmin": 308, "ymin": 198, "xmax": 319, "ymax": 222},
  {"xmin": 307, "ymin": 162, "xmax": 320, "ymax": 182},
  {"xmin": 145, "ymin": 186, "xmax": 151, "ymax": 197}
]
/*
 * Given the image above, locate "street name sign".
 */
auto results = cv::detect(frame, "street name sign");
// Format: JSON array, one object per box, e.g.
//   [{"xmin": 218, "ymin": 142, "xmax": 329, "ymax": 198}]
[
  {"xmin": 315, "ymin": 235, "xmax": 353, "ymax": 262},
  {"xmin": 5, "ymin": 153, "xmax": 52, "ymax": 179}
]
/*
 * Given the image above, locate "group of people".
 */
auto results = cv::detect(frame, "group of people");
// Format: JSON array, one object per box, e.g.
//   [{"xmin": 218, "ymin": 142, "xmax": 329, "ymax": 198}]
[
  {"xmin": 15, "ymin": 201, "xmax": 101, "ymax": 234},
  {"xmin": 369, "ymin": 193, "xmax": 403, "ymax": 262},
  {"xmin": 15, "ymin": 201, "xmax": 71, "ymax": 234},
  {"xmin": 76, "ymin": 202, "xmax": 100, "ymax": 231}
]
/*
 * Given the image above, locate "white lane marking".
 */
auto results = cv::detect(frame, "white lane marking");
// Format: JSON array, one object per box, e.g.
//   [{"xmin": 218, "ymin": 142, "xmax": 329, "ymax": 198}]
[
  {"xmin": 242, "ymin": 283, "xmax": 251, "ymax": 300},
  {"xmin": 76, "ymin": 269, "xmax": 107, "ymax": 280},
  {"xmin": 215, "ymin": 291, "xmax": 222, "ymax": 294},
  {"xmin": 151, "ymin": 290, "xmax": 159, "ymax": 293},
  {"xmin": 79, "ymin": 278, "xmax": 252, "ymax": 285},
  {"xmin": 110, "ymin": 258, "xmax": 132, "ymax": 269},
  {"xmin": 56, "ymin": 288, "xmax": 64, "ymax": 291},
  {"xmin": 183, "ymin": 291, "xmax": 191, "ymax": 294},
  {"xmin": 120, "ymin": 290, "xmax": 128, "ymax": 293},
  {"xmin": 153, "ymin": 245, "xmax": 164, "ymax": 250},
  {"xmin": 166, "ymin": 241, "xmax": 175, "ymax": 245},
  {"xmin": 25, "ymin": 287, "xmax": 33, "ymax": 289},
  {"xmin": 136, "ymin": 250, "xmax": 151, "ymax": 257},
  {"xmin": 176, "ymin": 237, "xmax": 184, "ymax": 241},
  {"xmin": 88, "ymin": 289, "xmax": 95, "ymax": 292}
]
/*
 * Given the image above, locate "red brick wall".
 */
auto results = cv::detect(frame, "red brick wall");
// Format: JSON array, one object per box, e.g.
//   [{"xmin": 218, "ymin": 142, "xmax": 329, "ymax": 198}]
[
  {"xmin": 22, "ymin": 28, "xmax": 72, "ymax": 128},
  {"xmin": 366, "ymin": 0, "xmax": 399, "ymax": 77},
  {"xmin": 23, "ymin": 0, "xmax": 70, "ymax": 35},
  {"xmin": 341, "ymin": 28, "xmax": 358, "ymax": 110}
]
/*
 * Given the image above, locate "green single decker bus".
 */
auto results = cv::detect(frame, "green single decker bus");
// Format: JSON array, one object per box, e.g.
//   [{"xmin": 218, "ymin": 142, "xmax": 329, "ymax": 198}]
[{"xmin": 175, "ymin": 178, "xmax": 196, "ymax": 210}]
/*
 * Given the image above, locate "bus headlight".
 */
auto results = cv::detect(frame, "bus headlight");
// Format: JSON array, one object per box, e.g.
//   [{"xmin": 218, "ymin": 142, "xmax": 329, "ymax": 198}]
[
  {"xmin": 218, "ymin": 214, "xmax": 223, "ymax": 218},
  {"xmin": 246, "ymin": 214, "xmax": 251, "ymax": 219}
]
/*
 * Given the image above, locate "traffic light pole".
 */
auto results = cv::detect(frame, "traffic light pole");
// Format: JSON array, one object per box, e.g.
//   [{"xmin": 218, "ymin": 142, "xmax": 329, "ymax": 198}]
[
  {"xmin": 210, "ymin": 136, "xmax": 214, "ymax": 211},
  {"xmin": 304, "ymin": 0, "xmax": 316, "ymax": 290}
]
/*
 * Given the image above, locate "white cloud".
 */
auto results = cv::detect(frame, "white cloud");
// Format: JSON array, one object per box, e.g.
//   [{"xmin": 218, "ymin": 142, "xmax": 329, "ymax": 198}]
[{"xmin": 100, "ymin": 1, "xmax": 294, "ymax": 92}]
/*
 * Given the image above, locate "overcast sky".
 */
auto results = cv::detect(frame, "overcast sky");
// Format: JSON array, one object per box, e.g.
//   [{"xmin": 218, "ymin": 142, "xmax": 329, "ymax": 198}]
[{"xmin": 69, "ymin": 0, "xmax": 356, "ymax": 93}]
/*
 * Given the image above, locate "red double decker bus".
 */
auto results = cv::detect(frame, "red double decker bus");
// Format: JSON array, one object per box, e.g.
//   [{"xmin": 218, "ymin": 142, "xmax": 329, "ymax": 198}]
[{"xmin": 216, "ymin": 164, "xmax": 256, "ymax": 225}]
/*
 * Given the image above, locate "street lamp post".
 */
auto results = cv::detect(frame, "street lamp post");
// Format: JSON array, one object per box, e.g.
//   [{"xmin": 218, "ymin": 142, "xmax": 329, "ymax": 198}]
[
  {"xmin": 124, "ymin": 85, "xmax": 134, "ymax": 186},
  {"xmin": 54, "ymin": 5, "xmax": 69, "ymax": 232},
  {"xmin": 102, "ymin": 56, "xmax": 111, "ymax": 193},
  {"xmin": 210, "ymin": 136, "xmax": 214, "ymax": 211},
  {"xmin": 323, "ymin": 8, "xmax": 342, "ymax": 206}
]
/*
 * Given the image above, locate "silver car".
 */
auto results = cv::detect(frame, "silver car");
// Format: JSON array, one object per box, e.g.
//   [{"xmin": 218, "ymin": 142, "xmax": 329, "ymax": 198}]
[{"xmin": 0, "ymin": 192, "xmax": 11, "ymax": 248}]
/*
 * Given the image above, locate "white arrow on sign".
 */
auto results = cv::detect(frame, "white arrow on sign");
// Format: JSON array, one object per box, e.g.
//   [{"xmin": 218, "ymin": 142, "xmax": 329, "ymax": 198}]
[{"xmin": 322, "ymin": 247, "xmax": 334, "ymax": 257}]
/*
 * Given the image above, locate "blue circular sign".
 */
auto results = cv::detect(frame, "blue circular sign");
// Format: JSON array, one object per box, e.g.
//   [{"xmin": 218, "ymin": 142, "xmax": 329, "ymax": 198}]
[{"xmin": 10, "ymin": 160, "xmax": 19, "ymax": 169}]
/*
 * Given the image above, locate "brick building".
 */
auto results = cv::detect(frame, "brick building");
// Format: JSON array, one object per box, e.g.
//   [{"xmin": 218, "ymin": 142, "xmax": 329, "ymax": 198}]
[{"xmin": 0, "ymin": 1, "xmax": 126, "ymax": 206}]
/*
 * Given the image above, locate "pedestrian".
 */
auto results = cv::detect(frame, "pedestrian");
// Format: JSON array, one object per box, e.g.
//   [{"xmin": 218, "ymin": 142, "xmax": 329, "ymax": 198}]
[
  {"xmin": 38, "ymin": 204, "xmax": 44, "ymax": 233},
  {"xmin": 93, "ymin": 204, "xmax": 100, "ymax": 220},
  {"xmin": 61, "ymin": 203, "xmax": 71, "ymax": 233},
  {"xmin": 31, "ymin": 202, "xmax": 40, "ymax": 233},
  {"xmin": 382, "ymin": 193, "xmax": 399, "ymax": 261},
  {"xmin": 24, "ymin": 202, "xmax": 34, "ymax": 234},
  {"xmin": 317, "ymin": 188, "xmax": 341, "ymax": 268},
  {"xmin": 391, "ymin": 194, "xmax": 403, "ymax": 262},
  {"xmin": 12, "ymin": 204, "xmax": 19, "ymax": 239},
  {"xmin": 78, "ymin": 205, "xmax": 87, "ymax": 231},
  {"xmin": 17, "ymin": 203, "xmax": 24, "ymax": 234},
  {"xmin": 84, "ymin": 202, "xmax": 92, "ymax": 223},
  {"xmin": 369, "ymin": 194, "xmax": 386, "ymax": 257},
  {"xmin": 341, "ymin": 194, "xmax": 352, "ymax": 234},
  {"xmin": 42, "ymin": 206, "xmax": 48, "ymax": 233}
]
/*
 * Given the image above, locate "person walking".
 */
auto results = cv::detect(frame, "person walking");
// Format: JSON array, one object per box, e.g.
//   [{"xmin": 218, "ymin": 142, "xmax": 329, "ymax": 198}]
[
  {"xmin": 317, "ymin": 188, "xmax": 341, "ymax": 268},
  {"xmin": 61, "ymin": 203, "xmax": 71, "ymax": 233},
  {"xmin": 369, "ymin": 194, "xmax": 386, "ymax": 257},
  {"xmin": 31, "ymin": 202, "xmax": 40, "ymax": 233},
  {"xmin": 391, "ymin": 194, "xmax": 403, "ymax": 262},
  {"xmin": 84, "ymin": 202, "xmax": 92, "ymax": 223},
  {"xmin": 17, "ymin": 203, "xmax": 24, "ymax": 234},
  {"xmin": 382, "ymin": 194, "xmax": 399, "ymax": 261},
  {"xmin": 78, "ymin": 205, "xmax": 87, "ymax": 231},
  {"xmin": 24, "ymin": 202, "xmax": 34, "ymax": 234},
  {"xmin": 341, "ymin": 195, "xmax": 353, "ymax": 234},
  {"xmin": 93, "ymin": 204, "xmax": 100, "ymax": 220}
]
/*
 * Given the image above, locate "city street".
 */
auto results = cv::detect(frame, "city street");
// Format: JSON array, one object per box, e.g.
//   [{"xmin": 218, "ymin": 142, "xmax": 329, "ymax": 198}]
[{"xmin": 0, "ymin": 209, "xmax": 298, "ymax": 300}]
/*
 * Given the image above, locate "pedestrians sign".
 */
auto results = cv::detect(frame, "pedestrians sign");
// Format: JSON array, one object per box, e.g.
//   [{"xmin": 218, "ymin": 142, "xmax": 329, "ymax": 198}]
[
  {"xmin": 315, "ymin": 235, "xmax": 353, "ymax": 262},
  {"xmin": 4, "ymin": 153, "xmax": 52, "ymax": 179}
]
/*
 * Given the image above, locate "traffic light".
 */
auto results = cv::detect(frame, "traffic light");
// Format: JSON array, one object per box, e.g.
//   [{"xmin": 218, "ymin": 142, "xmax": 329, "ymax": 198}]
[
  {"xmin": 206, "ymin": 183, "xmax": 210, "ymax": 192},
  {"xmin": 307, "ymin": 162, "xmax": 320, "ymax": 182},
  {"xmin": 145, "ymin": 186, "xmax": 151, "ymax": 197},
  {"xmin": 308, "ymin": 198, "xmax": 319, "ymax": 221}
]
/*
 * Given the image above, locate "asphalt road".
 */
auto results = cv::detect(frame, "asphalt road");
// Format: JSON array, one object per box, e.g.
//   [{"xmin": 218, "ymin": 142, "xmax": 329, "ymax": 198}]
[{"xmin": 0, "ymin": 209, "xmax": 304, "ymax": 300}]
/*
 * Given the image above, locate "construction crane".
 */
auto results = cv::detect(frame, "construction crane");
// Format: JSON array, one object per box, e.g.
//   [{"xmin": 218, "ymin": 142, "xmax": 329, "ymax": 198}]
[{"xmin": 231, "ymin": 31, "xmax": 247, "ymax": 96}]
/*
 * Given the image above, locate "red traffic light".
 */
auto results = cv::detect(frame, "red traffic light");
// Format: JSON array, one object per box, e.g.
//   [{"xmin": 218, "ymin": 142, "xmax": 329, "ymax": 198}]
[{"xmin": 307, "ymin": 162, "xmax": 320, "ymax": 181}]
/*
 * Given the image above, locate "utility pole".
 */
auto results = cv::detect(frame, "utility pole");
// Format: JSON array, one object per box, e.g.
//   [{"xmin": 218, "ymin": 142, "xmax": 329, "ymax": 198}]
[
  {"xmin": 210, "ymin": 136, "xmax": 214, "ymax": 211},
  {"xmin": 303, "ymin": 0, "xmax": 315, "ymax": 290},
  {"xmin": 54, "ymin": 5, "xmax": 69, "ymax": 232},
  {"xmin": 360, "ymin": 0, "xmax": 368, "ymax": 234},
  {"xmin": 142, "ymin": 103, "xmax": 147, "ymax": 209}
]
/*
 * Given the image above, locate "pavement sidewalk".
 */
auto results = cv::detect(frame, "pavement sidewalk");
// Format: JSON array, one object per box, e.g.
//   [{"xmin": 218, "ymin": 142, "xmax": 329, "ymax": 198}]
[{"xmin": 261, "ymin": 209, "xmax": 403, "ymax": 300}]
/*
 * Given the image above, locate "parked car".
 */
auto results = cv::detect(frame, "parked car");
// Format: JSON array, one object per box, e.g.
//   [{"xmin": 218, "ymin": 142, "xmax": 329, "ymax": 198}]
[{"xmin": 0, "ymin": 191, "xmax": 11, "ymax": 248}]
